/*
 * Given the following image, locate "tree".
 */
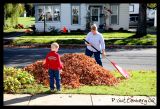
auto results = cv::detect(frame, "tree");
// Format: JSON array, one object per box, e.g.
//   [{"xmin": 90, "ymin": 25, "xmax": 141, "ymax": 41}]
[
  {"xmin": 136, "ymin": 3, "xmax": 147, "ymax": 37},
  {"xmin": 136, "ymin": 3, "xmax": 157, "ymax": 38},
  {"xmin": 4, "ymin": 3, "xmax": 25, "ymax": 27},
  {"xmin": 24, "ymin": 3, "xmax": 34, "ymax": 17},
  {"xmin": 147, "ymin": 3, "xmax": 157, "ymax": 9}
]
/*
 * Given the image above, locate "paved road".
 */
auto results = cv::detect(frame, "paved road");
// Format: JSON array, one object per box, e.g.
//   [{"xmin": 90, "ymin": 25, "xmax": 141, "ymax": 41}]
[{"xmin": 3, "ymin": 48, "xmax": 156, "ymax": 71}]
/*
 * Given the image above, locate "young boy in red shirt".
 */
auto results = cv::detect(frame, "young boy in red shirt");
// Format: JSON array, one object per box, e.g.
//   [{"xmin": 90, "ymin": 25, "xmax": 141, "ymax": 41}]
[{"xmin": 44, "ymin": 42, "xmax": 63, "ymax": 92}]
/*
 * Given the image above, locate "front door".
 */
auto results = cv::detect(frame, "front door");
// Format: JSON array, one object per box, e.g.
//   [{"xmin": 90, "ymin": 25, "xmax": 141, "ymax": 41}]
[{"xmin": 91, "ymin": 7, "xmax": 100, "ymax": 28}]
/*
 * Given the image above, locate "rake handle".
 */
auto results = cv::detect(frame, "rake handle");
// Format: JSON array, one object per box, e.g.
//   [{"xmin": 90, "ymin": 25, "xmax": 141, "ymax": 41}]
[
  {"xmin": 83, "ymin": 39, "xmax": 102, "ymax": 54},
  {"xmin": 83, "ymin": 39, "xmax": 111, "ymax": 62}
]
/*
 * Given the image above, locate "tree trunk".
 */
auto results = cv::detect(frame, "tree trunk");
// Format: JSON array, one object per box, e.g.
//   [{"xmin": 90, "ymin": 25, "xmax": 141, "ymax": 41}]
[{"xmin": 136, "ymin": 3, "xmax": 147, "ymax": 37}]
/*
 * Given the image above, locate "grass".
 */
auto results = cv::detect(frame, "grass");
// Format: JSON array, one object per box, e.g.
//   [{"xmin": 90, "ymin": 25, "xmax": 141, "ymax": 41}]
[
  {"xmin": 4, "ymin": 17, "xmax": 35, "ymax": 33},
  {"xmin": 10, "ymin": 70, "xmax": 156, "ymax": 96},
  {"xmin": 62, "ymin": 70, "xmax": 156, "ymax": 96},
  {"xmin": 19, "ymin": 32, "xmax": 135, "ymax": 39},
  {"xmin": 106, "ymin": 35, "xmax": 156, "ymax": 45},
  {"xmin": 12, "ymin": 34, "xmax": 156, "ymax": 45},
  {"xmin": 3, "ymin": 17, "xmax": 156, "ymax": 46},
  {"xmin": 18, "ymin": 17, "xmax": 35, "ymax": 28}
]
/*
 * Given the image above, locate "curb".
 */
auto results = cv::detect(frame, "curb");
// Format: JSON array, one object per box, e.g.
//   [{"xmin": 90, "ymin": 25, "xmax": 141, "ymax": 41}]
[{"xmin": 3, "ymin": 44, "xmax": 156, "ymax": 49}]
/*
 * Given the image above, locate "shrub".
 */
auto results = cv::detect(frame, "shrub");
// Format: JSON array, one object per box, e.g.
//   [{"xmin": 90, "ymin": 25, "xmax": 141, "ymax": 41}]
[
  {"xmin": 4, "ymin": 77, "xmax": 21, "ymax": 93},
  {"xmin": 16, "ymin": 71, "xmax": 35, "ymax": 85},
  {"xmin": 119, "ymin": 28, "xmax": 124, "ymax": 31},
  {"xmin": 3, "ymin": 66, "xmax": 19, "ymax": 77},
  {"xmin": 29, "ymin": 25, "xmax": 36, "ymax": 34},
  {"xmin": 49, "ymin": 26, "xmax": 60, "ymax": 35},
  {"xmin": 108, "ymin": 28, "xmax": 113, "ymax": 31},
  {"xmin": 3, "ymin": 24, "xmax": 12, "ymax": 30},
  {"xmin": 3, "ymin": 66, "xmax": 35, "ymax": 93}
]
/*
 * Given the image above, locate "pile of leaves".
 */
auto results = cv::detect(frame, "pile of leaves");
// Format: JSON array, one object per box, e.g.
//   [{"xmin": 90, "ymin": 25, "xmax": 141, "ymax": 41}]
[
  {"xmin": 23, "ymin": 60, "xmax": 49, "ymax": 86},
  {"xmin": 15, "ymin": 24, "xmax": 24, "ymax": 29},
  {"xmin": 60, "ymin": 53, "xmax": 119, "ymax": 88},
  {"xmin": 24, "ymin": 53, "xmax": 119, "ymax": 88}
]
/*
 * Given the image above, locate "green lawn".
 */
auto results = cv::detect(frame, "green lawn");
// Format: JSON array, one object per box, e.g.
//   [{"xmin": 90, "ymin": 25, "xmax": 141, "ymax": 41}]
[
  {"xmin": 3, "ymin": 17, "xmax": 156, "ymax": 46},
  {"xmin": 4, "ymin": 17, "xmax": 35, "ymax": 33},
  {"xmin": 12, "ymin": 34, "xmax": 156, "ymax": 45},
  {"xmin": 62, "ymin": 70, "xmax": 156, "ymax": 96},
  {"xmin": 18, "ymin": 17, "xmax": 35, "ymax": 28},
  {"xmin": 19, "ymin": 32, "xmax": 136, "ymax": 39},
  {"xmin": 12, "ymin": 70, "xmax": 156, "ymax": 96}
]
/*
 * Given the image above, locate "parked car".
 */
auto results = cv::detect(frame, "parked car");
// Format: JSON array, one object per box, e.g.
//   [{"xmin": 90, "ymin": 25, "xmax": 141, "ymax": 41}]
[
  {"xmin": 147, "ymin": 18, "xmax": 154, "ymax": 27},
  {"xmin": 129, "ymin": 16, "xmax": 154, "ymax": 28},
  {"xmin": 129, "ymin": 16, "xmax": 138, "ymax": 28}
]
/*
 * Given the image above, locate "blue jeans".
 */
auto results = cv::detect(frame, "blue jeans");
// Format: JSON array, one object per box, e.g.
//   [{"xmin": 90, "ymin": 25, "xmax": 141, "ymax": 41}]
[
  {"xmin": 85, "ymin": 48, "xmax": 103, "ymax": 66},
  {"xmin": 48, "ymin": 69, "xmax": 61, "ymax": 90}
]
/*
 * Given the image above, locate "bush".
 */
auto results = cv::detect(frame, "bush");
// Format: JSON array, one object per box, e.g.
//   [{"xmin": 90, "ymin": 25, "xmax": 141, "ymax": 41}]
[
  {"xmin": 3, "ymin": 66, "xmax": 35, "ymax": 93},
  {"xmin": 3, "ymin": 24, "xmax": 12, "ymax": 30},
  {"xmin": 108, "ymin": 28, "xmax": 113, "ymax": 31},
  {"xmin": 119, "ymin": 28, "xmax": 124, "ymax": 31},
  {"xmin": 4, "ymin": 77, "xmax": 21, "ymax": 93},
  {"xmin": 49, "ymin": 26, "xmax": 60, "ymax": 35},
  {"xmin": 29, "ymin": 25, "xmax": 36, "ymax": 34},
  {"xmin": 3, "ymin": 66, "xmax": 19, "ymax": 77},
  {"xmin": 16, "ymin": 71, "xmax": 35, "ymax": 85}
]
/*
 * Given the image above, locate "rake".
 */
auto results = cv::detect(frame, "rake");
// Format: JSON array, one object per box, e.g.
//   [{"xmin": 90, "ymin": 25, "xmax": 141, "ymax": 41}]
[{"xmin": 83, "ymin": 39, "xmax": 129, "ymax": 78}]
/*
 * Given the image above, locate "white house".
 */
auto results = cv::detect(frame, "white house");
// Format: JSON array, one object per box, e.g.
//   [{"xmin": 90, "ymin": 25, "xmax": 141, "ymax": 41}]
[
  {"xmin": 34, "ymin": 3, "xmax": 129, "ymax": 32},
  {"xmin": 129, "ymin": 3, "xmax": 139, "ymax": 15}
]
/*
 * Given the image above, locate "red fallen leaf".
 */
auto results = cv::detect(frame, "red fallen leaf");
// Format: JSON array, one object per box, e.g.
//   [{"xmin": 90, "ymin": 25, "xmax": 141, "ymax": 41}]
[{"xmin": 23, "ymin": 53, "xmax": 119, "ymax": 88}]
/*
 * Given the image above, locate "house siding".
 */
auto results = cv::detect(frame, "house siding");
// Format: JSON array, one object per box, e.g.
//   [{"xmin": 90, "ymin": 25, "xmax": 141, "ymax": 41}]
[
  {"xmin": 61, "ymin": 4, "xmax": 71, "ymax": 30},
  {"xmin": 110, "ymin": 3, "xmax": 129, "ymax": 30},
  {"xmin": 35, "ymin": 3, "xmax": 129, "ymax": 32}
]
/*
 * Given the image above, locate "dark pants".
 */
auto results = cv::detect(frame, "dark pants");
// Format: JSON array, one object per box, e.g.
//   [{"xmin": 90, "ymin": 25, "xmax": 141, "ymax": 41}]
[
  {"xmin": 48, "ymin": 69, "xmax": 61, "ymax": 90},
  {"xmin": 85, "ymin": 48, "xmax": 103, "ymax": 66}
]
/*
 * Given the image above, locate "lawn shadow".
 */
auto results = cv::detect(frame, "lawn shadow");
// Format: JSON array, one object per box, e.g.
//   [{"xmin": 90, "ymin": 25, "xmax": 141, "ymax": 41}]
[{"xmin": 3, "ymin": 32, "xmax": 25, "ymax": 37}]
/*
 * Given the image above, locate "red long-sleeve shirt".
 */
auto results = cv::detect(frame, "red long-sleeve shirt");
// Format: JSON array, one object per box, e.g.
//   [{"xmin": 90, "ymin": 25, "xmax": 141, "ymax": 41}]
[{"xmin": 44, "ymin": 51, "xmax": 63, "ymax": 70}]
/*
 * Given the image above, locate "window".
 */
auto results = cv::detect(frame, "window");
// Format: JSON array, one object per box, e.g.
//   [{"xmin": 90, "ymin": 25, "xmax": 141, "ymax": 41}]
[
  {"xmin": 110, "ymin": 4, "xmax": 119, "ymax": 25},
  {"xmin": 45, "ymin": 6, "xmax": 52, "ymax": 21},
  {"xmin": 72, "ymin": 4, "xmax": 80, "ymax": 24},
  {"xmin": 53, "ymin": 6, "xmax": 60, "ymax": 21},
  {"xmin": 130, "ymin": 17, "xmax": 135, "ymax": 22},
  {"xmin": 37, "ymin": 5, "xmax": 60, "ymax": 22},
  {"xmin": 130, "ymin": 16, "xmax": 138, "ymax": 22},
  {"xmin": 91, "ymin": 8, "xmax": 98, "ymax": 21},
  {"xmin": 38, "ymin": 6, "xmax": 44, "ymax": 21},
  {"xmin": 129, "ymin": 5, "xmax": 134, "ymax": 12}
]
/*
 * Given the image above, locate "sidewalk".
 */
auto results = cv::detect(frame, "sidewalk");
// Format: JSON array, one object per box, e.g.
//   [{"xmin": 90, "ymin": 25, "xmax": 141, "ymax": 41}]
[{"xmin": 3, "ymin": 94, "xmax": 156, "ymax": 106}]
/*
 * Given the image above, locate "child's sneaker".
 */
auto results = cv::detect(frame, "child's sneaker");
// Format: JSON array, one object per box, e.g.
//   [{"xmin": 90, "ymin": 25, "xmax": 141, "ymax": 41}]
[
  {"xmin": 57, "ymin": 89, "xmax": 61, "ymax": 93},
  {"xmin": 50, "ymin": 89, "xmax": 55, "ymax": 93}
]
